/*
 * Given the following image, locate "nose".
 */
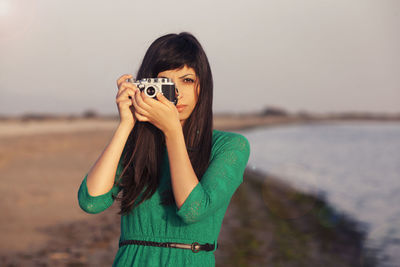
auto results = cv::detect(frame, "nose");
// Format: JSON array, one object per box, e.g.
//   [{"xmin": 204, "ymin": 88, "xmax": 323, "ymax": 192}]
[{"xmin": 176, "ymin": 87, "xmax": 183, "ymax": 99}]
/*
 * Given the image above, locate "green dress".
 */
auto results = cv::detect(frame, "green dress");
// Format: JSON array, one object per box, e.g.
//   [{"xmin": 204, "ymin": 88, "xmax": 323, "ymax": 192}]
[{"xmin": 77, "ymin": 129, "xmax": 250, "ymax": 266}]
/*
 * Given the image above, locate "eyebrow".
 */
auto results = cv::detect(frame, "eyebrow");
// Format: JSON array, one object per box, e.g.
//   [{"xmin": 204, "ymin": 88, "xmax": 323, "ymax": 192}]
[
  {"xmin": 179, "ymin": 74, "xmax": 196, "ymax": 78},
  {"xmin": 158, "ymin": 74, "xmax": 195, "ymax": 79}
]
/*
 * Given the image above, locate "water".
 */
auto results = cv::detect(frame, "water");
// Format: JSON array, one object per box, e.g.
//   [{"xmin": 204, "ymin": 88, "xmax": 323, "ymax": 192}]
[{"xmin": 240, "ymin": 121, "xmax": 400, "ymax": 267}]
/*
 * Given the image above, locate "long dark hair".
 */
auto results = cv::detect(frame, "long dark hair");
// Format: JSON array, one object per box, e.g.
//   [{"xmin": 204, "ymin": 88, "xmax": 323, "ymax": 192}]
[{"xmin": 114, "ymin": 32, "xmax": 213, "ymax": 216}]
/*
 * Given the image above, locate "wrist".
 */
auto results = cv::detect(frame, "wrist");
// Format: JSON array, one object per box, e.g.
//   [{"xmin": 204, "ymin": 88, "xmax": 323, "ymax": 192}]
[
  {"xmin": 117, "ymin": 121, "xmax": 134, "ymax": 133},
  {"xmin": 163, "ymin": 121, "xmax": 183, "ymax": 139}
]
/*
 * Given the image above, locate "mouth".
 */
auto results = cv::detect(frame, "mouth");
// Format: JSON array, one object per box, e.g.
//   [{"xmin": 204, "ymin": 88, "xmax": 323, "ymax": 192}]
[{"xmin": 176, "ymin": 105, "xmax": 187, "ymax": 112}]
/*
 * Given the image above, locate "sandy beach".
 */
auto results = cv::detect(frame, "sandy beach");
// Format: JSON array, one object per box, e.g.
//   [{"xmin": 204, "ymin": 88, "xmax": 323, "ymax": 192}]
[
  {"xmin": 0, "ymin": 125, "xmax": 118, "ymax": 253},
  {"xmin": 0, "ymin": 117, "xmax": 379, "ymax": 266},
  {"xmin": 0, "ymin": 117, "xmax": 245, "ymax": 265}
]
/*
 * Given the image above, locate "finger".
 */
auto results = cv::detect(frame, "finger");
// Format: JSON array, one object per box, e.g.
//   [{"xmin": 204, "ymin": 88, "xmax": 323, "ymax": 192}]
[
  {"xmin": 116, "ymin": 100, "xmax": 133, "ymax": 113},
  {"xmin": 131, "ymin": 92, "xmax": 150, "ymax": 116},
  {"xmin": 117, "ymin": 86, "xmax": 136, "ymax": 100},
  {"xmin": 135, "ymin": 90, "xmax": 153, "ymax": 110},
  {"xmin": 117, "ymin": 81, "xmax": 140, "ymax": 97},
  {"xmin": 134, "ymin": 111, "xmax": 149, "ymax": 122},
  {"xmin": 156, "ymin": 92, "xmax": 171, "ymax": 105},
  {"xmin": 117, "ymin": 74, "xmax": 133, "ymax": 88},
  {"xmin": 116, "ymin": 99, "xmax": 133, "ymax": 107},
  {"xmin": 118, "ymin": 82, "xmax": 138, "ymax": 95},
  {"xmin": 141, "ymin": 91, "xmax": 163, "ymax": 108}
]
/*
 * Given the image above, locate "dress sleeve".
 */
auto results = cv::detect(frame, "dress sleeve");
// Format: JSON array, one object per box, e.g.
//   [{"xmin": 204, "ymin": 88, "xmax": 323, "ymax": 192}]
[
  {"xmin": 77, "ymin": 154, "xmax": 124, "ymax": 214},
  {"xmin": 175, "ymin": 133, "xmax": 250, "ymax": 224}
]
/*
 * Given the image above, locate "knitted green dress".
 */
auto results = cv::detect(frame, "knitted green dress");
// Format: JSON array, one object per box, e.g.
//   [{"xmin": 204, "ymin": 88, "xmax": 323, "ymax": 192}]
[{"xmin": 77, "ymin": 129, "xmax": 250, "ymax": 266}]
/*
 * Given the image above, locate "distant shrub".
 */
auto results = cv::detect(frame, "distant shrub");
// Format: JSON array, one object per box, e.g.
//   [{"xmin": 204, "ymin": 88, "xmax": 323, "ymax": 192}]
[
  {"xmin": 82, "ymin": 110, "xmax": 98, "ymax": 118},
  {"xmin": 20, "ymin": 113, "xmax": 56, "ymax": 121},
  {"xmin": 262, "ymin": 106, "xmax": 288, "ymax": 116}
]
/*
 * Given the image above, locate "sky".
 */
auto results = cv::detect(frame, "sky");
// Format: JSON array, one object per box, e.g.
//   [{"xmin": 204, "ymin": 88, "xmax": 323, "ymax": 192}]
[{"xmin": 0, "ymin": 0, "xmax": 399, "ymax": 116}]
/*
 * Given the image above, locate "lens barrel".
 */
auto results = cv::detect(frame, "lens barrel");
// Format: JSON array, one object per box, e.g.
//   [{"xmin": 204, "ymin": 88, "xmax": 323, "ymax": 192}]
[{"xmin": 145, "ymin": 86, "xmax": 156, "ymax": 97}]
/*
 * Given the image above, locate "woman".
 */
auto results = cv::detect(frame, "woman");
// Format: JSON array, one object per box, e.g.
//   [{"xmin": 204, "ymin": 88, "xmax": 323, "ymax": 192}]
[{"xmin": 77, "ymin": 32, "xmax": 250, "ymax": 266}]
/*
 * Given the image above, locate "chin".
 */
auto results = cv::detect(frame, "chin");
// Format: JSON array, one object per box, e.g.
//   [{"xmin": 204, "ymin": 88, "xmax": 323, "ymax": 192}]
[
  {"xmin": 179, "ymin": 114, "xmax": 188, "ymax": 121},
  {"xmin": 179, "ymin": 115, "xmax": 190, "ymax": 126}
]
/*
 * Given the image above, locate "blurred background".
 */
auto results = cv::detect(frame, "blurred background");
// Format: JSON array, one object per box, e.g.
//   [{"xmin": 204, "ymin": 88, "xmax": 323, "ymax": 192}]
[{"xmin": 0, "ymin": 0, "xmax": 399, "ymax": 266}]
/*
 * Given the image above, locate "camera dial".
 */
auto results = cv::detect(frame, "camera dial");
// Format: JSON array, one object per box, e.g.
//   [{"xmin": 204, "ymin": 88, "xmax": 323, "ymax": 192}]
[{"xmin": 129, "ymin": 77, "xmax": 177, "ymax": 104}]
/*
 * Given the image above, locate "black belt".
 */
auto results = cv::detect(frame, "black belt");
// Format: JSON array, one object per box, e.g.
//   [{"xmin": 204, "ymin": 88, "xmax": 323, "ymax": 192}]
[{"xmin": 119, "ymin": 239, "xmax": 218, "ymax": 253}]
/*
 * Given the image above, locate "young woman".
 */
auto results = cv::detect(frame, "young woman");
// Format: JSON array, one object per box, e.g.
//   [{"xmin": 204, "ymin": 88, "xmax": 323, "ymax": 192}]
[{"xmin": 77, "ymin": 32, "xmax": 250, "ymax": 266}]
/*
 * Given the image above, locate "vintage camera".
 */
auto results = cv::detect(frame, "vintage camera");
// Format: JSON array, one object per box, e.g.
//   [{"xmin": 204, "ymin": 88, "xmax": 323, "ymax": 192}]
[{"xmin": 126, "ymin": 78, "xmax": 178, "ymax": 105}]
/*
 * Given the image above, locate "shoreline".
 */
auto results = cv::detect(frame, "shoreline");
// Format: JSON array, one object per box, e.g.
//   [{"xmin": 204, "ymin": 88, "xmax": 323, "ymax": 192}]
[
  {"xmin": 223, "ymin": 168, "xmax": 380, "ymax": 266},
  {"xmin": 0, "ymin": 115, "xmax": 399, "ymax": 138}
]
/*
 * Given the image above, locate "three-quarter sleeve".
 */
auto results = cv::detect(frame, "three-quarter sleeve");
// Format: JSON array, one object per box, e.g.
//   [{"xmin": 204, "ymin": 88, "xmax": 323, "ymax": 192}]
[
  {"xmin": 77, "ymin": 154, "xmax": 124, "ymax": 214},
  {"xmin": 175, "ymin": 133, "xmax": 250, "ymax": 224}
]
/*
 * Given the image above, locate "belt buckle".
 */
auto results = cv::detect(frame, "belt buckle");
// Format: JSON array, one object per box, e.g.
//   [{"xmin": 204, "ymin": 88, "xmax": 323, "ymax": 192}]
[{"xmin": 191, "ymin": 242, "xmax": 200, "ymax": 253}]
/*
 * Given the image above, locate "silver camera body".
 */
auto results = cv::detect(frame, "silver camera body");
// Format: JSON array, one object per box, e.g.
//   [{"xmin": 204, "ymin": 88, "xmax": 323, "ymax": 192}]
[{"xmin": 127, "ymin": 78, "xmax": 178, "ymax": 105}]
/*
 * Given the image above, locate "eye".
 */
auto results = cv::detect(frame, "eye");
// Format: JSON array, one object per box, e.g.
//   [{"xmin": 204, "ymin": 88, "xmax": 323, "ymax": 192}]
[{"xmin": 183, "ymin": 78, "xmax": 195, "ymax": 83}]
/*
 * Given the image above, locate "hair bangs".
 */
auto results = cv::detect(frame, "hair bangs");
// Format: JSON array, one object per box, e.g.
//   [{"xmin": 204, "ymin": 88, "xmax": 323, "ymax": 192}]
[{"xmin": 151, "ymin": 37, "xmax": 199, "ymax": 76}]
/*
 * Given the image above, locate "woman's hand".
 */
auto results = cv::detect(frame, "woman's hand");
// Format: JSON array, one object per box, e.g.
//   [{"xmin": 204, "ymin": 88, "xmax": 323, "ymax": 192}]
[
  {"xmin": 116, "ymin": 74, "xmax": 138, "ymax": 129},
  {"xmin": 132, "ymin": 90, "xmax": 181, "ymax": 135}
]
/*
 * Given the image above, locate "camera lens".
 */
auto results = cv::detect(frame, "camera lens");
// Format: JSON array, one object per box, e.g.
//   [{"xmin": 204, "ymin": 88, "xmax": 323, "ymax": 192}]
[{"xmin": 145, "ymin": 86, "xmax": 156, "ymax": 96}]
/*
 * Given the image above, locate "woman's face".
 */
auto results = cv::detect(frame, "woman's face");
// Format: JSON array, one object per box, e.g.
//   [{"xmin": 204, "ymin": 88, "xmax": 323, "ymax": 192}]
[{"xmin": 157, "ymin": 65, "xmax": 199, "ymax": 126}]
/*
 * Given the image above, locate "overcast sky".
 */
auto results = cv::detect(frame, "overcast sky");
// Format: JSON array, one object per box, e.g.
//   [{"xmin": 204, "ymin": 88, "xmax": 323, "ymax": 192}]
[{"xmin": 0, "ymin": 0, "xmax": 399, "ymax": 116}]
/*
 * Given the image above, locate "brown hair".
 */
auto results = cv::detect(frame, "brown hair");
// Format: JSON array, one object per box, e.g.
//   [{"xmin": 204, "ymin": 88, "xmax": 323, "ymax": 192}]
[{"xmin": 114, "ymin": 32, "xmax": 213, "ymax": 216}]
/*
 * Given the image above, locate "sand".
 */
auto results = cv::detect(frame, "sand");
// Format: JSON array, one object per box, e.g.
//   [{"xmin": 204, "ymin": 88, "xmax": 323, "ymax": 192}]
[
  {"xmin": 0, "ymin": 118, "xmax": 243, "ymax": 265},
  {"xmin": 0, "ymin": 127, "xmax": 117, "ymax": 252},
  {"xmin": 0, "ymin": 118, "xmax": 376, "ymax": 266}
]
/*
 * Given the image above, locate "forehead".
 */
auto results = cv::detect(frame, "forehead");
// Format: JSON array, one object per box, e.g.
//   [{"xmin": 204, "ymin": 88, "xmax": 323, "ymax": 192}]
[{"xmin": 158, "ymin": 65, "xmax": 196, "ymax": 76}]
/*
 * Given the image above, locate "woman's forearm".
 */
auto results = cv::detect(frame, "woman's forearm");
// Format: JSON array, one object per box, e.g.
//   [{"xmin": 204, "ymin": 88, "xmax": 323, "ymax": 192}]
[
  {"xmin": 164, "ymin": 126, "xmax": 199, "ymax": 209},
  {"xmin": 86, "ymin": 123, "xmax": 133, "ymax": 196}
]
